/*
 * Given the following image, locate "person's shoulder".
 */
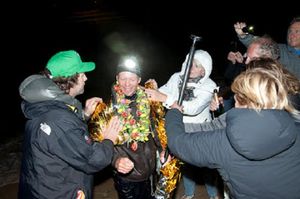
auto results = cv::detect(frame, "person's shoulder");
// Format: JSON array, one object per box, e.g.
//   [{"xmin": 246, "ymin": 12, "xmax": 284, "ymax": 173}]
[
  {"xmin": 206, "ymin": 78, "xmax": 217, "ymax": 85},
  {"xmin": 169, "ymin": 72, "xmax": 181, "ymax": 79},
  {"xmin": 44, "ymin": 103, "xmax": 79, "ymax": 121},
  {"xmin": 163, "ymin": 72, "xmax": 181, "ymax": 85},
  {"xmin": 198, "ymin": 78, "xmax": 217, "ymax": 88}
]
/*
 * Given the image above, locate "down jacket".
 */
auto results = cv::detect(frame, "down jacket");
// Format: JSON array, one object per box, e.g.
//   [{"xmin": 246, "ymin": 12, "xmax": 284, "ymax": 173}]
[
  {"xmin": 18, "ymin": 75, "xmax": 114, "ymax": 199},
  {"xmin": 166, "ymin": 108, "xmax": 300, "ymax": 199}
]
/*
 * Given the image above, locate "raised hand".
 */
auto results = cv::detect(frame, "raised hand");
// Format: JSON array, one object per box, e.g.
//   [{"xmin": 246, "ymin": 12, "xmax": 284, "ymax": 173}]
[{"xmin": 102, "ymin": 116, "xmax": 122, "ymax": 144}]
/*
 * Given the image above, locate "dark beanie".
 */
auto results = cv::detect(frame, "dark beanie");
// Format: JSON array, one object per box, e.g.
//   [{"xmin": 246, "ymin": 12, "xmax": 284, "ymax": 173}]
[
  {"xmin": 116, "ymin": 56, "xmax": 141, "ymax": 77},
  {"xmin": 116, "ymin": 65, "xmax": 141, "ymax": 77}
]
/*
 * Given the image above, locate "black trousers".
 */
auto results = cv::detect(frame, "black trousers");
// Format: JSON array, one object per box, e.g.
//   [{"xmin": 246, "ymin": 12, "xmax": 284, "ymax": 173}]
[{"xmin": 113, "ymin": 174, "xmax": 154, "ymax": 199}]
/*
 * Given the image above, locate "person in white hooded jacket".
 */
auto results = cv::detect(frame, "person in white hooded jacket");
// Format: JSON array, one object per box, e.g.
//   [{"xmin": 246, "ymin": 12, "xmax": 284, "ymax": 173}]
[{"xmin": 145, "ymin": 49, "xmax": 219, "ymax": 199}]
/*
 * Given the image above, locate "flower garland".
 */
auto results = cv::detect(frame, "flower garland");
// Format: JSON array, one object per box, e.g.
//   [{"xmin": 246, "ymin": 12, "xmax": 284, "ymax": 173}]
[
  {"xmin": 89, "ymin": 81, "xmax": 181, "ymax": 196},
  {"xmin": 113, "ymin": 83, "xmax": 151, "ymax": 146}
]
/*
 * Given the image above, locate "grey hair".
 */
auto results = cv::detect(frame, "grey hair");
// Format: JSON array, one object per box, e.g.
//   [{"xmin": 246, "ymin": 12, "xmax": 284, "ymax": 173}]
[{"xmin": 251, "ymin": 35, "xmax": 280, "ymax": 60}]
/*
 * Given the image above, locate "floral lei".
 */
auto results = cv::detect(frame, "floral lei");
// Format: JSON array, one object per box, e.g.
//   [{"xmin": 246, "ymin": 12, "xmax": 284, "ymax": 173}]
[{"xmin": 113, "ymin": 83, "xmax": 152, "ymax": 146}]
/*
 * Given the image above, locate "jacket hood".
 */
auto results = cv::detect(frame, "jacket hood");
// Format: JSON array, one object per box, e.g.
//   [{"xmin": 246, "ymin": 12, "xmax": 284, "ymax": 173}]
[
  {"xmin": 19, "ymin": 74, "xmax": 80, "ymax": 105},
  {"xmin": 19, "ymin": 74, "xmax": 83, "ymax": 119},
  {"xmin": 180, "ymin": 49, "xmax": 212, "ymax": 83},
  {"xmin": 226, "ymin": 108, "xmax": 297, "ymax": 160}
]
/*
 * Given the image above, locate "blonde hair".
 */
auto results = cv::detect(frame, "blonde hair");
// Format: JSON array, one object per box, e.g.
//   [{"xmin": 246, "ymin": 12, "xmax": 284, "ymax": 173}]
[
  {"xmin": 246, "ymin": 57, "xmax": 300, "ymax": 95},
  {"xmin": 231, "ymin": 66, "xmax": 297, "ymax": 114}
]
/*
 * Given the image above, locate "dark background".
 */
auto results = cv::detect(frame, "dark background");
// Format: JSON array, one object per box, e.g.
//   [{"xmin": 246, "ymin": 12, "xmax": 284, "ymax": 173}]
[{"xmin": 2, "ymin": 0, "xmax": 299, "ymax": 141}]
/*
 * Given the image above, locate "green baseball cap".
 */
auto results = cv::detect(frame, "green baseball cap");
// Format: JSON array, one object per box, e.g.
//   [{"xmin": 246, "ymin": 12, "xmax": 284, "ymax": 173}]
[{"xmin": 46, "ymin": 50, "xmax": 95, "ymax": 78}]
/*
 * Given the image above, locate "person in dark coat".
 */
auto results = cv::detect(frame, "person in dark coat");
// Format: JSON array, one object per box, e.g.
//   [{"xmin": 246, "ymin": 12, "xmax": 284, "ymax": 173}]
[
  {"xmin": 18, "ymin": 50, "xmax": 121, "ymax": 199},
  {"xmin": 165, "ymin": 64, "xmax": 300, "ymax": 199}
]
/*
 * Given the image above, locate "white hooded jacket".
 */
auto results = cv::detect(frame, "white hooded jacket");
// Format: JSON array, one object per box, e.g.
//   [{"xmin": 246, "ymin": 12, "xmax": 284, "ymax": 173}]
[{"xmin": 159, "ymin": 50, "xmax": 217, "ymax": 123}]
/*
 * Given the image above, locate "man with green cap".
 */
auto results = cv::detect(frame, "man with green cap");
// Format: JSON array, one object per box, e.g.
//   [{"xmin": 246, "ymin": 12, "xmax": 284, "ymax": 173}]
[{"xmin": 18, "ymin": 50, "xmax": 122, "ymax": 199}]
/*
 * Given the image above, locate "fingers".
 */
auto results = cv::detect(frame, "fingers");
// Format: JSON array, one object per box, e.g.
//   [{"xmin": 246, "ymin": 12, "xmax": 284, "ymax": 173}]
[
  {"xmin": 145, "ymin": 79, "xmax": 158, "ymax": 89},
  {"xmin": 84, "ymin": 97, "xmax": 103, "ymax": 117},
  {"xmin": 144, "ymin": 88, "xmax": 154, "ymax": 98},
  {"xmin": 108, "ymin": 117, "xmax": 117, "ymax": 129},
  {"xmin": 219, "ymin": 97, "xmax": 224, "ymax": 105},
  {"xmin": 146, "ymin": 79, "xmax": 154, "ymax": 83},
  {"xmin": 139, "ymin": 85, "xmax": 145, "ymax": 90},
  {"xmin": 110, "ymin": 116, "xmax": 122, "ymax": 132},
  {"xmin": 85, "ymin": 97, "xmax": 102, "ymax": 109},
  {"xmin": 210, "ymin": 98, "xmax": 219, "ymax": 111},
  {"xmin": 145, "ymin": 89, "xmax": 167, "ymax": 102},
  {"xmin": 234, "ymin": 22, "xmax": 248, "ymax": 38},
  {"xmin": 115, "ymin": 157, "xmax": 134, "ymax": 174},
  {"xmin": 162, "ymin": 155, "xmax": 172, "ymax": 167},
  {"xmin": 87, "ymin": 97, "xmax": 102, "ymax": 104},
  {"xmin": 210, "ymin": 96, "xmax": 224, "ymax": 111},
  {"xmin": 103, "ymin": 116, "xmax": 122, "ymax": 143},
  {"xmin": 227, "ymin": 52, "xmax": 237, "ymax": 64},
  {"xmin": 170, "ymin": 102, "xmax": 184, "ymax": 112},
  {"xmin": 235, "ymin": 52, "xmax": 244, "ymax": 63},
  {"xmin": 228, "ymin": 51, "xmax": 244, "ymax": 64}
]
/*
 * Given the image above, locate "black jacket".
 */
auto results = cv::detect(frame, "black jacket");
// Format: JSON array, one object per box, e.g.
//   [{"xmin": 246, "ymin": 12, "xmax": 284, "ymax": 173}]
[
  {"xmin": 110, "ymin": 90, "xmax": 160, "ymax": 182},
  {"xmin": 166, "ymin": 108, "xmax": 300, "ymax": 199},
  {"xmin": 112, "ymin": 135, "xmax": 157, "ymax": 182},
  {"xmin": 18, "ymin": 75, "xmax": 114, "ymax": 199}
]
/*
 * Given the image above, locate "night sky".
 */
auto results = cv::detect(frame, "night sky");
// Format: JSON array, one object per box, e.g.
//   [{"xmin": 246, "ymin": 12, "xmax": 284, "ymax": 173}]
[{"xmin": 3, "ymin": 0, "xmax": 299, "ymax": 141}]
